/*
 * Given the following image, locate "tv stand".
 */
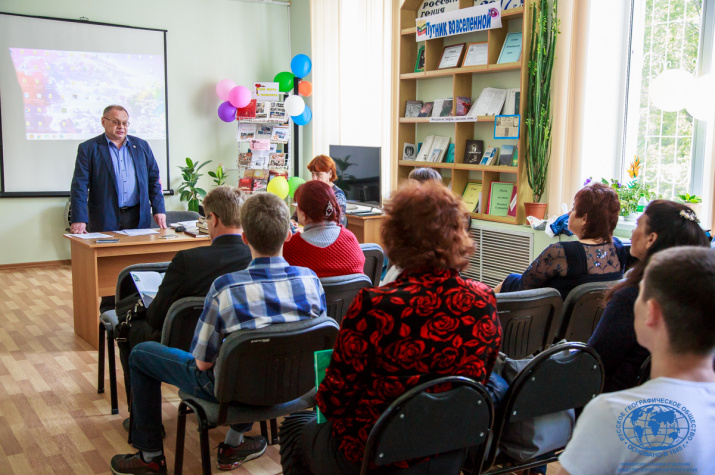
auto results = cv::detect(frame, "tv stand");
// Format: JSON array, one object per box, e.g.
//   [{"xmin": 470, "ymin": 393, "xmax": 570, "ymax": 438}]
[{"xmin": 346, "ymin": 213, "xmax": 385, "ymax": 247}]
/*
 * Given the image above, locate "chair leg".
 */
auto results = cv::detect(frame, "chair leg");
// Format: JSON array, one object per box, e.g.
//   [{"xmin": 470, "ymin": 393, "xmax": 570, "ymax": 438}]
[
  {"xmin": 270, "ymin": 418, "xmax": 279, "ymax": 445},
  {"xmin": 195, "ymin": 409, "xmax": 212, "ymax": 475},
  {"xmin": 98, "ymin": 322, "xmax": 105, "ymax": 394},
  {"xmin": 106, "ymin": 330, "xmax": 119, "ymax": 415},
  {"xmin": 175, "ymin": 402, "xmax": 191, "ymax": 475},
  {"xmin": 260, "ymin": 420, "xmax": 269, "ymax": 442}
]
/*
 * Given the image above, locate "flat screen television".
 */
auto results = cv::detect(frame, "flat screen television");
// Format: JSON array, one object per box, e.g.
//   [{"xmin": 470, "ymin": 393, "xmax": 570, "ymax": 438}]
[{"xmin": 329, "ymin": 145, "xmax": 381, "ymax": 207}]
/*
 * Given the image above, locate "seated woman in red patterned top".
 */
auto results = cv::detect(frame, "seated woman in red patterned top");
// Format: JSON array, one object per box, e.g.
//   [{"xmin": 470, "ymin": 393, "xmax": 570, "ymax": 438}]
[
  {"xmin": 279, "ymin": 180, "xmax": 502, "ymax": 474},
  {"xmin": 283, "ymin": 180, "xmax": 365, "ymax": 278}
]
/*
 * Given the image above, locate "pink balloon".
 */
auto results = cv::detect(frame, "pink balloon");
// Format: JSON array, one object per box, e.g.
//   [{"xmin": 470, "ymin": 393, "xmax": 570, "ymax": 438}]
[
  {"xmin": 228, "ymin": 86, "xmax": 252, "ymax": 108},
  {"xmin": 216, "ymin": 79, "xmax": 236, "ymax": 101}
]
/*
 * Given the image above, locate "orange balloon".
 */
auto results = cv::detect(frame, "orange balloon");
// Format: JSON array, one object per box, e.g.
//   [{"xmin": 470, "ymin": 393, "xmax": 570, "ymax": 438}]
[{"xmin": 298, "ymin": 80, "xmax": 313, "ymax": 97}]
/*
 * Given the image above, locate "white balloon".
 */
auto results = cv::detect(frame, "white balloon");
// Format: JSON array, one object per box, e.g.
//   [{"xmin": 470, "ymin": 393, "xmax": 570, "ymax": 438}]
[
  {"xmin": 649, "ymin": 69, "xmax": 693, "ymax": 112},
  {"xmin": 685, "ymin": 74, "xmax": 715, "ymax": 121},
  {"xmin": 284, "ymin": 95, "xmax": 306, "ymax": 116}
]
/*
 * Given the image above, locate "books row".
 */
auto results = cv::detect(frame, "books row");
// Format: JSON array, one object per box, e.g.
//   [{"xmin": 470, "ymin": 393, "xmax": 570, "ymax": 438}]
[
  {"xmin": 238, "ymin": 151, "xmax": 287, "ymax": 169},
  {"xmin": 237, "ymin": 123, "xmax": 290, "ymax": 143},
  {"xmin": 239, "ymin": 169, "xmax": 289, "ymax": 194},
  {"xmin": 235, "ymin": 100, "xmax": 288, "ymax": 122},
  {"xmin": 461, "ymin": 181, "xmax": 518, "ymax": 218},
  {"xmin": 404, "ymin": 88, "xmax": 520, "ymax": 118},
  {"xmin": 414, "ymin": 32, "xmax": 523, "ymax": 72},
  {"xmin": 403, "ymin": 139, "xmax": 517, "ymax": 167}
]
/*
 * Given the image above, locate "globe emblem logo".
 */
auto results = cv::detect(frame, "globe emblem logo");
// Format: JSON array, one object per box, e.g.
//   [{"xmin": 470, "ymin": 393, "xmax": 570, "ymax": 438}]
[{"xmin": 623, "ymin": 404, "xmax": 690, "ymax": 451}]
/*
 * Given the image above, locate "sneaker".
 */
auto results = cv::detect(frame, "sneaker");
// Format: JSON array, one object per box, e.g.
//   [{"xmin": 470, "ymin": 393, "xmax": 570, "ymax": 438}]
[
  {"xmin": 110, "ymin": 452, "xmax": 167, "ymax": 475},
  {"xmin": 216, "ymin": 436, "xmax": 268, "ymax": 470},
  {"xmin": 122, "ymin": 418, "xmax": 166, "ymax": 439}
]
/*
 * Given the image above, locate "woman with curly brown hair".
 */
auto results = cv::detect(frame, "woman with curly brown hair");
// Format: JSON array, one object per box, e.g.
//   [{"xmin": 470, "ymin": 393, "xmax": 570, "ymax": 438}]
[
  {"xmin": 496, "ymin": 182, "xmax": 628, "ymax": 299},
  {"xmin": 279, "ymin": 180, "xmax": 502, "ymax": 474}
]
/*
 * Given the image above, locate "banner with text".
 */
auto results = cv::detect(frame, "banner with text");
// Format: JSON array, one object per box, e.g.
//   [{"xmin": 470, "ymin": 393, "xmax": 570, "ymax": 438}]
[{"xmin": 416, "ymin": 3, "xmax": 502, "ymax": 41}]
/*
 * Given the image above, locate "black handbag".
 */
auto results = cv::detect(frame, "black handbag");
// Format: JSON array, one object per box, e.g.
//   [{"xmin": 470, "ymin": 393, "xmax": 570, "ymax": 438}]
[{"xmin": 114, "ymin": 292, "xmax": 146, "ymax": 342}]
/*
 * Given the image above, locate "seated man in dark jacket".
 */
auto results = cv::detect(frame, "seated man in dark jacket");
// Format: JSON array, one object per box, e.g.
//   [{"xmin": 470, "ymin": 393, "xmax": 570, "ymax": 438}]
[{"xmin": 117, "ymin": 186, "xmax": 252, "ymax": 414}]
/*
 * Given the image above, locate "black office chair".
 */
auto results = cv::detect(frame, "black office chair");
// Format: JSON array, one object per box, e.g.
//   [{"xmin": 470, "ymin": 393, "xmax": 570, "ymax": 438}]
[
  {"xmin": 360, "ymin": 242, "xmax": 384, "ymax": 287},
  {"xmin": 495, "ymin": 288, "xmax": 563, "ymax": 359},
  {"xmin": 361, "ymin": 376, "xmax": 494, "ymax": 475},
  {"xmin": 150, "ymin": 210, "xmax": 200, "ymax": 228},
  {"xmin": 174, "ymin": 315, "xmax": 339, "ymax": 475},
  {"xmin": 556, "ymin": 281, "xmax": 619, "ymax": 343},
  {"xmin": 98, "ymin": 261, "xmax": 170, "ymax": 414},
  {"xmin": 321, "ymin": 273, "xmax": 373, "ymax": 325},
  {"xmin": 479, "ymin": 342, "xmax": 604, "ymax": 474},
  {"xmin": 160, "ymin": 297, "xmax": 205, "ymax": 350}
]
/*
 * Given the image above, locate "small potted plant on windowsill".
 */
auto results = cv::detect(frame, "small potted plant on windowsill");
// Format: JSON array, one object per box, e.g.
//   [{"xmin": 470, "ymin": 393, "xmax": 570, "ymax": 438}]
[{"xmin": 677, "ymin": 193, "xmax": 703, "ymax": 217}]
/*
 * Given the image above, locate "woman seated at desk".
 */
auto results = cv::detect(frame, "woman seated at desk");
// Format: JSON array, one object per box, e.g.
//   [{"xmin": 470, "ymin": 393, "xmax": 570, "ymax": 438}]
[
  {"xmin": 283, "ymin": 180, "xmax": 364, "ymax": 278},
  {"xmin": 495, "ymin": 182, "xmax": 627, "ymax": 299}
]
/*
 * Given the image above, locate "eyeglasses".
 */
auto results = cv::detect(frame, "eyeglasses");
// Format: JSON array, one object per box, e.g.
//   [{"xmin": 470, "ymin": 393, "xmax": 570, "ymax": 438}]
[{"xmin": 103, "ymin": 117, "xmax": 130, "ymax": 127}]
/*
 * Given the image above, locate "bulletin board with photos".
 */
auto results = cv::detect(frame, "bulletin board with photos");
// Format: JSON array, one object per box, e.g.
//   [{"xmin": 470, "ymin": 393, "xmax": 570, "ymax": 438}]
[{"xmin": 233, "ymin": 95, "xmax": 292, "ymax": 195}]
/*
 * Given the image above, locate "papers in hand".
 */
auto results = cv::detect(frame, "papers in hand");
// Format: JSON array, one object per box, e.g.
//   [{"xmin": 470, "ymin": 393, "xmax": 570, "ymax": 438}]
[
  {"xmin": 130, "ymin": 271, "xmax": 165, "ymax": 307},
  {"xmin": 66, "ymin": 233, "xmax": 113, "ymax": 239},
  {"xmin": 116, "ymin": 229, "xmax": 160, "ymax": 236}
]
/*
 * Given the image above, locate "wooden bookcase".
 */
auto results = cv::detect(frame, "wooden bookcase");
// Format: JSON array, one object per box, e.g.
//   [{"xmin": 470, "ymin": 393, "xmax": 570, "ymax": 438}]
[{"xmin": 393, "ymin": 0, "xmax": 532, "ymax": 225}]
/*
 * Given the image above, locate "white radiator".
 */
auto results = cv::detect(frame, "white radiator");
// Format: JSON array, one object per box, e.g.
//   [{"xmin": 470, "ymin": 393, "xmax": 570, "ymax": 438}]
[{"xmin": 464, "ymin": 225, "xmax": 533, "ymax": 287}]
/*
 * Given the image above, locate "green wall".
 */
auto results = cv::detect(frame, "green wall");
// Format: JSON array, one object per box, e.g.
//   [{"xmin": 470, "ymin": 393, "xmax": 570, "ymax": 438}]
[{"xmin": 0, "ymin": 0, "xmax": 311, "ymax": 265}]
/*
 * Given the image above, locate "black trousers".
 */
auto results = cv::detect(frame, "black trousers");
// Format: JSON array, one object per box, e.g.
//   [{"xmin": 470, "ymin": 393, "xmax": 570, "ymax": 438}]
[
  {"xmin": 279, "ymin": 412, "xmax": 466, "ymax": 475},
  {"xmin": 118, "ymin": 204, "xmax": 141, "ymax": 230}
]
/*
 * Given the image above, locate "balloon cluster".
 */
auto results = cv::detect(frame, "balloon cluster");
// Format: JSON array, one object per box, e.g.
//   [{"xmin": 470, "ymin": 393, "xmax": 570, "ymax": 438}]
[
  {"xmin": 265, "ymin": 176, "xmax": 306, "ymax": 200},
  {"xmin": 215, "ymin": 54, "xmax": 314, "ymax": 125}
]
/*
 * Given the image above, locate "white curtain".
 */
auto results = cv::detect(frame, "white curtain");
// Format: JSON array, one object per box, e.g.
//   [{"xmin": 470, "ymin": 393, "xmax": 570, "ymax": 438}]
[{"xmin": 311, "ymin": 0, "xmax": 393, "ymax": 201}]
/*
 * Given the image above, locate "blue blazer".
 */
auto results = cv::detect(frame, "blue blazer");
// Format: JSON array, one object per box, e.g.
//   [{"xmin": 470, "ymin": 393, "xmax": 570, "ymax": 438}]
[{"xmin": 70, "ymin": 134, "xmax": 166, "ymax": 232}]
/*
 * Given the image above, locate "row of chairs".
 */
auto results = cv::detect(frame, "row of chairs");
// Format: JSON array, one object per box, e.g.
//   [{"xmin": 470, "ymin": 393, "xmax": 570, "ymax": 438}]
[{"xmin": 496, "ymin": 281, "xmax": 616, "ymax": 359}]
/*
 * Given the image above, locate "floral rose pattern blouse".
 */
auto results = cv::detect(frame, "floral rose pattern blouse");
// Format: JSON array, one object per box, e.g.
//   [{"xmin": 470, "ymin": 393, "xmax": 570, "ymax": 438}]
[{"xmin": 316, "ymin": 267, "xmax": 502, "ymax": 467}]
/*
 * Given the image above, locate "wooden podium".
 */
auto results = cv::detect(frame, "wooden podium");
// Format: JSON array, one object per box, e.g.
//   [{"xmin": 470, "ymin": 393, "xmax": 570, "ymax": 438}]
[
  {"xmin": 64, "ymin": 230, "xmax": 211, "ymax": 348},
  {"xmin": 346, "ymin": 214, "xmax": 386, "ymax": 247}
]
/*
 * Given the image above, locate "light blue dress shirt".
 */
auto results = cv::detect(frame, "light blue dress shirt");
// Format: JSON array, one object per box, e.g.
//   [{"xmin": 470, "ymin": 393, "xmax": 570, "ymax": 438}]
[{"xmin": 106, "ymin": 135, "xmax": 139, "ymax": 207}]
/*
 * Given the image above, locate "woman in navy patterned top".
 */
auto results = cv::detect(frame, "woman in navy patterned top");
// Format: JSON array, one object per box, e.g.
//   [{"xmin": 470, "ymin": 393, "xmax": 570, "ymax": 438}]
[
  {"xmin": 496, "ymin": 182, "xmax": 627, "ymax": 299},
  {"xmin": 279, "ymin": 180, "xmax": 502, "ymax": 474}
]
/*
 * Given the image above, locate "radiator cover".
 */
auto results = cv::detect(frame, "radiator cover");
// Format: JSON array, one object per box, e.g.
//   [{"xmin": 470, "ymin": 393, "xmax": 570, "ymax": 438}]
[{"xmin": 464, "ymin": 224, "xmax": 533, "ymax": 288}]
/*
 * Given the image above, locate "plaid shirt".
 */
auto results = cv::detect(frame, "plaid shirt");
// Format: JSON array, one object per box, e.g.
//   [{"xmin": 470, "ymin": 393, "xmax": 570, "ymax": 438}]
[{"xmin": 190, "ymin": 257, "xmax": 326, "ymax": 363}]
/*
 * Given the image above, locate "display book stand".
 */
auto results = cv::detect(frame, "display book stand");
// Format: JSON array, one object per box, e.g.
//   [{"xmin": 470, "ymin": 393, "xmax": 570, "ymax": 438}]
[
  {"xmin": 228, "ymin": 94, "xmax": 292, "ymax": 195},
  {"xmin": 394, "ymin": 0, "xmax": 531, "ymax": 225}
]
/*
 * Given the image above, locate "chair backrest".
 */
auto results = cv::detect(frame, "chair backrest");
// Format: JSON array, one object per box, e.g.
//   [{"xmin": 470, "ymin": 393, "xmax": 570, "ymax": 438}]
[
  {"xmin": 321, "ymin": 273, "xmax": 373, "ymax": 325},
  {"xmin": 361, "ymin": 376, "xmax": 494, "ymax": 475},
  {"xmin": 150, "ymin": 210, "xmax": 201, "ymax": 228},
  {"xmin": 213, "ymin": 315, "xmax": 339, "ymax": 406},
  {"xmin": 495, "ymin": 288, "xmax": 563, "ymax": 359},
  {"xmin": 360, "ymin": 243, "xmax": 384, "ymax": 287},
  {"xmin": 484, "ymin": 342, "xmax": 604, "ymax": 469},
  {"xmin": 115, "ymin": 261, "xmax": 172, "ymax": 301},
  {"xmin": 557, "ymin": 281, "xmax": 618, "ymax": 342},
  {"xmin": 161, "ymin": 297, "xmax": 205, "ymax": 350}
]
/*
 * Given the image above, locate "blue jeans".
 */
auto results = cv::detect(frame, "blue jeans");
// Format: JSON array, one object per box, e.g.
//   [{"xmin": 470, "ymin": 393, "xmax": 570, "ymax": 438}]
[{"xmin": 129, "ymin": 341, "xmax": 252, "ymax": 452}]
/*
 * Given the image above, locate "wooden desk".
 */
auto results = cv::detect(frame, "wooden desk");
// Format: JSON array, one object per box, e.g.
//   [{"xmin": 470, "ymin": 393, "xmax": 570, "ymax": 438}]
[
  {"xmin": 64, "ymin": 230, "xmax": 211, "ymax": 349},
  {"xmin": 346, "ymin": 214, "xmax": 386, "ymax": 247}
]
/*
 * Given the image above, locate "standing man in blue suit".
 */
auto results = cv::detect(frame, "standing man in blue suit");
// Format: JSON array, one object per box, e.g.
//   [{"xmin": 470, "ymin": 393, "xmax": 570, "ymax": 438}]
[{"xmin": 70, "ymin": 105, "xmax": 167, "ymax": 233}]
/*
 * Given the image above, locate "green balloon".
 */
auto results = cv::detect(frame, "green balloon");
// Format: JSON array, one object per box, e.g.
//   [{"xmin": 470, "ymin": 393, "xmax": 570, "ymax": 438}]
[
  {"xmin": 288, "ymin": 176, "xmax": 306, "ymax": 199},
  {"xmin": 274, "ymin": 71, "xmax": 296, "ymax": 93}
]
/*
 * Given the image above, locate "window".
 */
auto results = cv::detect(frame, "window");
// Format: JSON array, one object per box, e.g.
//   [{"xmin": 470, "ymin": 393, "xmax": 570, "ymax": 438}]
[{"xmin": 623, "ymin": 0, "xmax": 713, "ymax": 200}]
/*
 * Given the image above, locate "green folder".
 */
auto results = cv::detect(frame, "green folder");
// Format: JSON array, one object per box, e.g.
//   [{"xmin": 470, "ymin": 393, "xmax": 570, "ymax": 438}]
[
  {"xmin": 314, "ymin": 349, "xmax": 333, "ymax": 423},
  {"xmin": 488, "ymin": 182, "xmax": 515, "ymax": 217}
]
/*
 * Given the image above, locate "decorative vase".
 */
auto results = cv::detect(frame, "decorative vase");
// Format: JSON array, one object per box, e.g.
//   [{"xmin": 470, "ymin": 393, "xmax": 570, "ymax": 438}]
[
  {"xmin": 524, "ymin": 202, "xmax": 548, "ymax": 220},
  {"xmin": 685, "ymin": 202, "xmax": 702, "ymax": 218}
]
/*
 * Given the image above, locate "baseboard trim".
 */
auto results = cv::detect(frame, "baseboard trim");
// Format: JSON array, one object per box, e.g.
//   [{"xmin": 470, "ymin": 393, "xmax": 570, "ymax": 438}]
[{"xmin": 0, "ymin": 260, "xmax": 71, "ymax": 270}]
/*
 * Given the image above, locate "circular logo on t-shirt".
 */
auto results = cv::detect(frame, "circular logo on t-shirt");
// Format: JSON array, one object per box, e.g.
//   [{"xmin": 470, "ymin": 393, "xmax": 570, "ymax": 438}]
[{"xmin": 616, "ymin": 398, "xmax": 696, "ymax": 457}]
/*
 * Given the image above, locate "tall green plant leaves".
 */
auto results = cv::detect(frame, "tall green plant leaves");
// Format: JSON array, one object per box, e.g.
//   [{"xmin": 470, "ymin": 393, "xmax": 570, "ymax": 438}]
[
  {"xmin": 525, "ymin": 0, "xmax": 559, "ymax": 203},
  {"xmin": 178, "ymin": 157, "xmax": 211, "ymax": 212}
]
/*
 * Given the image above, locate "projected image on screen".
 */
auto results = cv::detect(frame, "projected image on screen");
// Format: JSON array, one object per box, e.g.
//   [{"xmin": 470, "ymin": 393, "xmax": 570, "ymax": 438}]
[{"xmin": 9, "ymin": 48, "xmax": 166, "ymax": 140}]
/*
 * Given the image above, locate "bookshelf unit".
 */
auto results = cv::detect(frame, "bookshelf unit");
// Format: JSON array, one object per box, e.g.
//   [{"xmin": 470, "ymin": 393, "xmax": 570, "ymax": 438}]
[{"xmin": 393, "ymin": 1, "xmax": 532, "ymax": 225}]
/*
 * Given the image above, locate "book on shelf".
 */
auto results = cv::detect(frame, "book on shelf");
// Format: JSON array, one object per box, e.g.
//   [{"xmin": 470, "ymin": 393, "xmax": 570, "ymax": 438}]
[
  {"xmin": 502, "ymin": 88, "xmax": 521, "ymax": 115},
  {"xmin": 403, "ymin": 143, "xmax": 416, "ymax": 161},
  {"xmin": 237, "ymin": 123, "xmax": 256, "ymax": 142},
  {"xmin": 250, "ymin": 139, "xmax": 271, "ymax": 151},
  {"xmin": 456, "ymin": 96, "xmax": 472, "ymax": 116},
  {"xmin": 238, "ymin": 178, "xmax": 253, "ymax": 192},
  {"xmin": 252, "ymin": 169, "xmax": 269, "ymax": 179},
  {"xmin": 499, "ymin": 145, "xmax": 515, "ymax": 166},
  {"xmin": 431, "ymin": 99, "xmax": 447, "ymax": 118},
  {"xmin": 462, "ymin": 182, "xmax": 483, "ymax": 213},
  {"xmin": 415, "ymin": 136, "xmax": 435, "ymax": 161},
  {"xmin": 497, "ymin": 32, "xmax": 523, "ymax": 64},
  {"xmin": 480, "ymin": 146, "xmax": 499, "ymax": 165},
  {"xmin": 404, "ymin": 100, "xmax": 423, "ymax": 118},
  {"xmin": 269, "ymin": 102, "xmax": 286, "ymax": 121},
  {"xmin": 238, "ymin": 152, "xmax": 252, "ymax": 168},
  {"xmin": 429, "ymin": 136, "xmax": 451, "ymax": 162},
  {"xmin": 488, "ymin": 181, "xmax": 516, "ymax": 217},
  {"xmin": 467, "ymin": 88, "xmax": 507, "ymax": 117},
  {"xmin": 417, "ymin": 102, "xmax": 434, "ymax": 117},
  {"xmin": 269, "ymin": 153, "xmax": 286, "ymax": 167},
  {"xmin": 243, "ymin": 168, "xmax": 255, "ymax": 179},
  {"xmin": 250, "ymin": 150, "xmax": 270, "ymax": 168},
  {"xmin": 271, "ymin": 125, "xmax": 290, "ymax": 142},
  {"xmin": 508, "ymin": 186, "xmax": 518, "ymax": 217},
  {"xmin": 464, "ymin": 140, "xmax": 484, "ymax": 164},
  {"xmin": 438, "ymin": 99, "xmax": 453, "ymax": 117},
  {"xmin": 445, "ymin": 143, "xmax": 455, "ymax": 163},
  {"xmin": 269, "ymin": 169, "xmax": 289, "ymax": 181},
  {"xmin": 237, "ymin": 99, "xmax": 257, "ymax": 119},
  {"xmin": 511, "ymin": 145, "xmax": 519, "ymax": 167},
  {"xmin": 256, "ymin": 124, "xmax": 273, "ymax": 140},
  {"xmin": 253, "ymin": 178, "xmax": 268, "ymax": 192}
]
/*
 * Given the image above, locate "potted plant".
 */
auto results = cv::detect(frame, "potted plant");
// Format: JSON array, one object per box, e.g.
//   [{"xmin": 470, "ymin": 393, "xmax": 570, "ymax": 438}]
[
  {"xmin": 677, "ymin": 193, "xmax": 703, "ymax": 217},
  {"xmin": 178, "ymin": 157, "xmax": 211, "ymax": 212},
  {"xmin": 524, "ymin": 0, "xmax": 559, "ymax": 220},
  {"xmin": 208, "ymin": 164, "xmax": 227, "ymax": 187}
]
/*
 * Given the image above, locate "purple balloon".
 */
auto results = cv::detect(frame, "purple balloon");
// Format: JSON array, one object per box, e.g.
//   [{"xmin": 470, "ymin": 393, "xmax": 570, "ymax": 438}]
[{"xmin": 218, "ymin": 101, "xmax": 237, "ymax": 122}]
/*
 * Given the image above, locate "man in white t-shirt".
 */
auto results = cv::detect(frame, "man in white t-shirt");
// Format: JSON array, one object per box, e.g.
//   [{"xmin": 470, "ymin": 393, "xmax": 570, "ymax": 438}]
[{"xmin": 558, "ymin": 246, "xmax": 715, "ymax": 475}]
